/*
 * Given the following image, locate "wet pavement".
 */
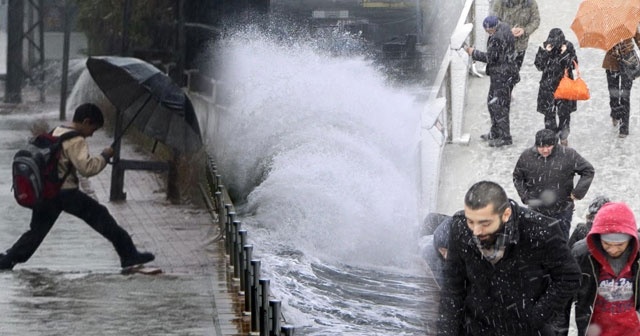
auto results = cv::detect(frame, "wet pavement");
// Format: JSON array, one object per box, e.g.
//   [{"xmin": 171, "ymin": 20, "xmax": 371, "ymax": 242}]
[{"xmin": 0, "ymin": 101, "xmax": 241, "ymax": 335}]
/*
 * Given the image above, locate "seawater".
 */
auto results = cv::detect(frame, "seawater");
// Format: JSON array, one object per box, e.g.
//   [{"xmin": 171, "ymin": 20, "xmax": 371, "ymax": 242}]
[{"xmin": 211, "ymin": 26, "xmax": 439, "ymax": 335}]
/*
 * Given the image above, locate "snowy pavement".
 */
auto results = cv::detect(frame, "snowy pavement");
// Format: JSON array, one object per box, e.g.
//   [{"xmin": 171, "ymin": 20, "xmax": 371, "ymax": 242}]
[
  {"xmin": 436, "ymin": 0, "xmax": 639, "ymax": 227},
  {"xmin": 433, "ymin": 1, "xmax": 640, "ymax": 334}
]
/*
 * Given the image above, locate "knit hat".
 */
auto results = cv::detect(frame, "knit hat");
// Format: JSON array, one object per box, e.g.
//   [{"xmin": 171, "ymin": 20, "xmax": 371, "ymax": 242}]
[
  {"xmin": 483, "ymin": 16, "xmax": 499, "ymax": 29},
  {"xmin": 601, "ymin": 233, "xmax": 632, "ymax": 243},
  {"xmin": 433, "ymin": 216, "xmax": 453, "ymax": 249},
  {"xmin": 587, "ymin": 196, "xmax": 611, "ymax": 219},
  {"xmin": 535, "ymin": 129, "xmax": 557, "ymax": 147}
]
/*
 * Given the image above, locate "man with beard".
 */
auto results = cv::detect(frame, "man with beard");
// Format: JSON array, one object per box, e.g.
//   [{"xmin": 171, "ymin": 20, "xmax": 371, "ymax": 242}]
[{"xmin": 437, "ymin": 181, "xmax": 580, "ymax": 336}]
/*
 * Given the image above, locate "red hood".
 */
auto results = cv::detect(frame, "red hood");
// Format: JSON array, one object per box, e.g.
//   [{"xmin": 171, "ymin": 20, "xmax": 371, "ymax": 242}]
[{"xmin": 587, "ymin": 202, "xmax": 639, "ymax": 273}]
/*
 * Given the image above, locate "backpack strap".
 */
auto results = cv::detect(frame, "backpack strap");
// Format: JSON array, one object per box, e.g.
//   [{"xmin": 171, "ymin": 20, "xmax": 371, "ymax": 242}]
[
  {"xmin": 53, "ymin": 129, "xmax": 82, "ymax": 184},
  {"xmin": 55, "ymin": 129, "xmax": 81, "ymax": 142}
]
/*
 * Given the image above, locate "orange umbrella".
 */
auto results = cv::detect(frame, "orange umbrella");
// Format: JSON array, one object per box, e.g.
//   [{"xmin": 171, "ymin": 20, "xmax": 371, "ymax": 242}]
[{"xmin": 571, "ymin": 0, "xmax": 640, "ymax": 51}]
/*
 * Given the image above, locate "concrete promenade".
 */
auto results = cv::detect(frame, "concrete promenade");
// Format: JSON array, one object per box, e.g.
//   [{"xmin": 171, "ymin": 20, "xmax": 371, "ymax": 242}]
[{"xmin": 0, "ymin": 98, "xmax": 247, "ymax": 335}]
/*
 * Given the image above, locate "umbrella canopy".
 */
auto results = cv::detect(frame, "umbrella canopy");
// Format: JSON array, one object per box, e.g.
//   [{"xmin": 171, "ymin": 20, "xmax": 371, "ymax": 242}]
[
  {"xmin": 571, "ymin": 0, "xmax": 640, "ymax": 51},
  {"xmin": 86, "ymin": 56, "xmax": 202, "ymax": 153}
]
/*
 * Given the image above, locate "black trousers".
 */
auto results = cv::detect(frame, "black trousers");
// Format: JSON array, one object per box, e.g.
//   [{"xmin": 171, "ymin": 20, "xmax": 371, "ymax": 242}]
[
  {"xmin": 544, "ymin": 105, "xmax": 571, "ymax": 140},
  {"xmin": 488, "ymin": 76, "xmax": 515, "ymax": 140},
  {"xmin": 5, "ymin": 188, "xmax": 137, "ymax": 265},
  {"xmin": 515, "ymin": 49, "xmax": 526, "ymax": 71},
  {"xmin": 606, "ymin": 69, "xmax": 634, "ymax": 135}
]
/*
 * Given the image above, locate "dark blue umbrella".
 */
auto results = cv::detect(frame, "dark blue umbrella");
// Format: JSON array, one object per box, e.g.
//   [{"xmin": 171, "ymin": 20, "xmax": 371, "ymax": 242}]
[{"xmin": 86, "ymin": 56, "xmax": 202, "ymax": 153}]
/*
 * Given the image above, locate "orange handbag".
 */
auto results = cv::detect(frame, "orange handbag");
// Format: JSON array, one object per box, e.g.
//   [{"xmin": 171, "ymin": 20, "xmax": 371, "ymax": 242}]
[{"xmin": 554, "ymin": 61, "xmax": 590, "ymax": 101}]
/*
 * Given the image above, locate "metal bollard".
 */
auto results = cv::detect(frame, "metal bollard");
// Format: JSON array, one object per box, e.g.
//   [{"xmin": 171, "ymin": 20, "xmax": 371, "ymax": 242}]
[
  {"xmin": 225, "ymin": 211, "xmax": 235, "ymax": 255},
  {"xmin": 250, "ymin": 260, "xmax": 262, "ymax": 332},
  {"xmin": 213, "ymin": 190, "xmax": 222, "ymax": 211},
  {"xmin": 281, "ymin": 325, "xmax": 295, "ymax": 336},
  {"xmin": 232, "ymin": 223, "xmax": 242, "ymax": 278},
  {"xmin": 211, "ymin": 169, "xmax": 222, "ymax": 186},
  {"xmin": 238, "ymin": 230, "xmax": 248, "ymax": 290},
  {"xmin": 269, "ymin": 300, "xmax": 281, "ymax": 336},
  {"xmin": 231, "ymin": 220, "xmax": 241, "ymax": 270},
  {"xmin": 243, "ymin": 245, "xmax": 253, "ymax": 312},
  {"xmin": 259, "ymin": 279, "xmax": 271, "ymax": 336}
]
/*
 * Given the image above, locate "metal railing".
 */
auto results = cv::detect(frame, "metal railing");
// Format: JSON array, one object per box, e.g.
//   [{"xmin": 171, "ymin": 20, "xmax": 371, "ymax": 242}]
[
  {"xmin": 421, "ymin": 0, "xmax": 488, "ymax": 215},
  {"xmin": 200, "ymin": 156, "xmax": 294, "ymax": 336}
]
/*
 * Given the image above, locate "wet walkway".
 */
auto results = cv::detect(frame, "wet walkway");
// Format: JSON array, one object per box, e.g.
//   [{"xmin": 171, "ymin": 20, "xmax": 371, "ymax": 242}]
[
  {"xmin": 436, "ymin": 0, "xmax": 640, "ymax": 223},
  {"xmin": 0, "ymin": 101, "xmax": 246, "ymax": 335}
]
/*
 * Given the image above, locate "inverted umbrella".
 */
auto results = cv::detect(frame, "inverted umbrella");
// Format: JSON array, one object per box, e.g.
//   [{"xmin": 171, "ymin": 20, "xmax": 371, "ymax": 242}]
[
  {"xmin": 571, "ymin": 0, "xmax": 640, "ymax": 51},
  {"xmin": 86, "ymin": 56, "xmax": 203, "ymax": 153}
]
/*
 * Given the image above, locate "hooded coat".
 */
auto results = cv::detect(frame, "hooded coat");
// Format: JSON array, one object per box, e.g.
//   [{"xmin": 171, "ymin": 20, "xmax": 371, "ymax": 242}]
[
  {"xmin": 437, "ymin": 200, "xmax": 581, "ymax": 335},
  {"xmin": 491, "ymin": 0, "xmax": 541, "ymax": 52},
  {"xmin": 572, "ymin": 202, "xmax": 640, "ymax": 336},
  {"xmin": 471, "ymin": 21, "xmax": 520, "ymax": 84},
  {"xmin": 534, "ymin": 28, "xmax": 578, "ymax": 114},
  {"xmin": 512, "ymin": 144, "xmax": 594, "ymax": 216},
  {"xmin": 422, "ymin": 215, "xmax": 452, "ymax": 287}
]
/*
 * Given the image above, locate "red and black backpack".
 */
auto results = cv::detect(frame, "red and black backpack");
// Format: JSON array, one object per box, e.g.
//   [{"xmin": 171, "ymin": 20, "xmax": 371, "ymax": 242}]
[{"xmin": 12, "ymin": 130, "xmax": 80, "ymax": 208}]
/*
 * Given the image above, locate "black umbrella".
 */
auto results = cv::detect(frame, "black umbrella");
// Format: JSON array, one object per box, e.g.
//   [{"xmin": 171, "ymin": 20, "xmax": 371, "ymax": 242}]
[{"xmin": 86, "ymin": 56, "xmax": 202, "ymax": 153}]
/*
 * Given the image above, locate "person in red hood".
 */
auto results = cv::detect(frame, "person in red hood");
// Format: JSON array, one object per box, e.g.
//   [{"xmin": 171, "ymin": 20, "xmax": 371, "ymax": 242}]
[{"xmin": 572, "ymin": 202, "xmax": 640, "ymax": 336}]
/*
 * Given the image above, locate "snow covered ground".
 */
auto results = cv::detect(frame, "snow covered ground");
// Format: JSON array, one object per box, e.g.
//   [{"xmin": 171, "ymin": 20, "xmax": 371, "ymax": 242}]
[{"xmin": 436, "ymin": 0, "xmax": 637, "ymax": 230}]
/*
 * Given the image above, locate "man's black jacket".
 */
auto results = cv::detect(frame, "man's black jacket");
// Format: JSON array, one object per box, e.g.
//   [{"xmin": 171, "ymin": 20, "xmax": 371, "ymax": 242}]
[{"xmin": 437, "ymin": 200, "xmax": 581, "ymax": 335}]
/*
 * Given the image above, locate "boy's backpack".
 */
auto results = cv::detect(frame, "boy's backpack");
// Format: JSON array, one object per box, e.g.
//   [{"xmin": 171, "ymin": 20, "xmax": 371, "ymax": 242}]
[{"xmin": 12, "ymin": 130, "xmax": 80, "ymax": 208}]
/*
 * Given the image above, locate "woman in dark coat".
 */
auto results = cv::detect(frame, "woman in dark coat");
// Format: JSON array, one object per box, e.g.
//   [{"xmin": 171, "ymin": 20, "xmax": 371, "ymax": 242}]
[{"xmin": 534, "ymin": 28, "xmax": 577, "ymax": 146}]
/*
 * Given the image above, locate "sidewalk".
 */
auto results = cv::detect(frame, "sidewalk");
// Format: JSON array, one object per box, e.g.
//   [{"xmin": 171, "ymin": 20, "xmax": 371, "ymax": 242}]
[
  {"xmin": 0, "ymin": 100, "xmax": 246, "ymax": 335},
  {"xmin": 436, "ymin": 0, "xmax": 640, "ymax": 224}
]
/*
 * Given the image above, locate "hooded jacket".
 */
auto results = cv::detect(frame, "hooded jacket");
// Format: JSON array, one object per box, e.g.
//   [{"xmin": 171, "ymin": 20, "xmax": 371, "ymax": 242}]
[
  {"xmin": 513, "ymin": 144, "xmax": 594, "ymax": 216},
  {"xmin": 534, "ymin": 28, "xmax": 578, "ymax": 114},
  {"xmin": 437, "ymin": 200, "xmax": 580, "ymax": 335},
  {"xmin": 471, "ymin": 21, "xmax": 520, "ymax": 83},
  {"xmin": 491, "ymin": 0, "xmax": 541, "ymax": 52},
  {"xmin": 572, "ymin": 202, "xmax": 640, "ymax": 336}
]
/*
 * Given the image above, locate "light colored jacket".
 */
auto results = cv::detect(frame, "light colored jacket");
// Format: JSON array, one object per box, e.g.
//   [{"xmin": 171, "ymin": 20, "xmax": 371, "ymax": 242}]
[
  {"xmin": 491, "ymin": 0, "xmax": 541, "ymax": 52},
  {"xmin": 53, "ymin": 126, "xmax": 107, "ymax": 190}
]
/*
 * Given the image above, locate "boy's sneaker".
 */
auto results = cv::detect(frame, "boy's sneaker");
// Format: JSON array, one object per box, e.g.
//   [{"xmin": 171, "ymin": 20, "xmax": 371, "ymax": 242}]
[
  {"xmin": 121, "ymin": 251, "xmax": 155, "ymax": 268},
  {"xmin": 0, "ymin": 253, "xmax": 16, "ymax": 270}
]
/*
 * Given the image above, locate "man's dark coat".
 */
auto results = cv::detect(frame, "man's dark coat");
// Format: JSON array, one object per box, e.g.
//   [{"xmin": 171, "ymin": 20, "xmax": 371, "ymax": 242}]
[{"xmin": 437, "ymin": 201, "xmax": 581, "ymax": 335}]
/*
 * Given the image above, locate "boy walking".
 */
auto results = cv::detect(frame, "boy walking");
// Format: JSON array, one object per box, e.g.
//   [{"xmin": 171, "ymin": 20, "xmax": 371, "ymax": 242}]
[{"xmin": 0, "ymin": 103, "xmax": 154, "ymax": 270}]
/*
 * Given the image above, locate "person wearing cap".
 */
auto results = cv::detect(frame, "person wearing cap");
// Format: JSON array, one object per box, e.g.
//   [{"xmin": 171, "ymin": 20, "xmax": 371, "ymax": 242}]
[
  {"xmin": 420, "ymin": 213, "xmax": 452, "ymax": 287},
  {"xmin": 534, "ymin": 28, "xmax": 578, "ymax": 147},
  {"xmin": 465, "ymin": 15, "xmax": 520, "ymax": 148},
  {"xmin": 512, "ymin": 129, "xmax": 595, "ymax": 239},
  {"xmin": 491, "ymin": 0, "xmax": 540, "ymax": 71},
  {"xmin": 568, "ymin": 195, "xmax": 610, "ymax": 248},
  {"xmin": 572, "ymin": 202, "xmax": 640, "ymax": 336},
  {"xmin": 437, "ymin": 181, "xmax": 580, "ymax": 335}
]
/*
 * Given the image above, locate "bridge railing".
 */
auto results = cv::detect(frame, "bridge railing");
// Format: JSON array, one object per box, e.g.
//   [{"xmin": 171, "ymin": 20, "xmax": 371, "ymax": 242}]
[{"xmin": 420, "ymin": 0, "xmax": 489, "ymax": 215}]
